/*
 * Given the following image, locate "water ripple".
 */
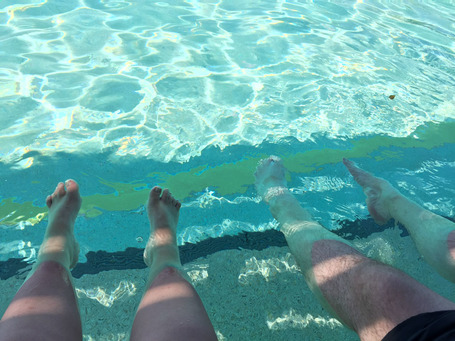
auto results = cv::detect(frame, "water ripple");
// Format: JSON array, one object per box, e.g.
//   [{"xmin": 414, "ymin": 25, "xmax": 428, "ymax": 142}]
[{"xmin": 1, "ymin": 0, "xmax": 455, "ymax": 164}]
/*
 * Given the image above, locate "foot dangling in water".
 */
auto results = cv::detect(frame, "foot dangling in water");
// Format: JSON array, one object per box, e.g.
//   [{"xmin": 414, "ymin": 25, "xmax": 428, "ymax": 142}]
[
  {"xmin": 143, "ymin": 187, "xmax": 181, "ymax": 268},
  {"xmin": 343, "ymin": 158, "xmax": 402, "ymax": 225},
  {"xmin": 254, "ymin": 155, "xmax": 289, "ymax": 203},
  {"xmin": 38, "ymin": 180, "xmax": 81, "ymax": 270}
]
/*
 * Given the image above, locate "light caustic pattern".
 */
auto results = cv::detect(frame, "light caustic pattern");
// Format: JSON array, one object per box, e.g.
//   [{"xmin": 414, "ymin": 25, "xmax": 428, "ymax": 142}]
[{"xmin": 1, "ymin": 0, "xmax": 455, "ymax": 165}]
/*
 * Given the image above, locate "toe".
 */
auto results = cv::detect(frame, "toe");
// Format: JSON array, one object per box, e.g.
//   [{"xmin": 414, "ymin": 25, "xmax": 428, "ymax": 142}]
[
  {"xmin": 175, "ymin": 201, "xmax": 181, "ymax": 209},
  {"xmin": 343, "ymin": 158, "xmax": 357, "ymax": 176},
  {"xmin": 54, "ymin": 182, "xmax": 66, "ymax": 198},
  {"xmin": 150, "ymin": 186, "xmax": 162, "ymax": 204},
  {"xmin": 162, "ymin": 189, "xmax": 170, "ymax": 203},
  {"xmin": 269, "ymin": 155, "xmax": 281, "ymax": 163},
  {"xmin": 46, "ymin": 195, "xmax": 53, "ymax": 208},
  {"xmin": 257, "ymin": 157, "xmax": 267, "ymax": 167},
  {"xmin": 343, "ymin": 159, "xmax": 371, "ymax": 187},
  {"xmin": 65, "ymin": 180, "xmax": 80, "ymax": 198},
  {"xmin": 255, "ymin": 157, "xmax": 269, "ymax": 176},
  {"xmin": 168, "ymin": 192, "xmax": 178, "ymax": 205},
  {"xmin": 168, "ymin": 191, "xmax": 177, "ymax": 204}
]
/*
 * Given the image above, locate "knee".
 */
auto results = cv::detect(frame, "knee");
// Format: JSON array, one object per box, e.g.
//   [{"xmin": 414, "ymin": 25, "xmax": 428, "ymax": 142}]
[{"xmin": 311, "ymin": 239, "xmax": 366, "ymax": 282}]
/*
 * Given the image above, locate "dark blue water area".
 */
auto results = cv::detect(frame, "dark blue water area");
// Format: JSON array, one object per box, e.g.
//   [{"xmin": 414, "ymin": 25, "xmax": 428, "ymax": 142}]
[{"xmin": 0, "ymin": 134, "xmax": 454, "ymax": 279}]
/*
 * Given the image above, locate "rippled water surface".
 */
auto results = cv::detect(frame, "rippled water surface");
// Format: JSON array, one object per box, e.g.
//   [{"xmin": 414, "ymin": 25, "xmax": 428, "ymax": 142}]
[
  {"xmin": 0, "ymin": 1, "xmax": 455, "ymax": 261},
  {"xmin": 1, "ymin": 0, "xmax": 454, "ymax": 163}
]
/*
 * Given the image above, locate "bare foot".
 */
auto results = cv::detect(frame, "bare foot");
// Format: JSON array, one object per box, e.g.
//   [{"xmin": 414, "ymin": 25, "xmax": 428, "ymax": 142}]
[
  {"xmin": 143, "ymin": 187, "xmax": 181, "ymax": 267},
  {"xmin": 38, "ymin": 180, "xmax": 81, "ymax": 269},
  {"xmin": 254, "ymin": 156, "xmax": 289, "ymax": 203},
  {"xmin": 343, "ymin": 158, "xmax": 402, "ymax": 225}
]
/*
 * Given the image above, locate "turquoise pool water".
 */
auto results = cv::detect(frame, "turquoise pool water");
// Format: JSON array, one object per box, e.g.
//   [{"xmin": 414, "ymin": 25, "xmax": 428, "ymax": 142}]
[{"xmin": 1, "ymin": 0, "xmax": 454, "ymax": 264}]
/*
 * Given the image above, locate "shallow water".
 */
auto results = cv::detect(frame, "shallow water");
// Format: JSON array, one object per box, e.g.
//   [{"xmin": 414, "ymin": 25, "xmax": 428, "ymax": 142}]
[
  {"xmin": 1, "ymin": 0, "xmax": 454, "ymax": 164},
  {"xmin": 1, "ymin": 2, "xmax": 455, "ymax": 340},
  {"xmin": 0, "ymin": 0, "xmax": 454, "ymax": 266}
]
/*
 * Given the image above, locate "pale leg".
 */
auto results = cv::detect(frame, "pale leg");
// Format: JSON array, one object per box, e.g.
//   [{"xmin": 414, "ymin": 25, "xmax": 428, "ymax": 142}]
[
  {"xmin": 130, "ymin": 187, "xmax": 217, "ymax": 341},
  {"xmin": 344, "ymin": 158, "xmax": 455, "ymax": 282},
  {"xmin": 255, "ymin": 157, "xmax": 455, "ymax": 341},
  {"xmin": 0, "ymin": 180, "xmax": 82, "ymax": 341}
]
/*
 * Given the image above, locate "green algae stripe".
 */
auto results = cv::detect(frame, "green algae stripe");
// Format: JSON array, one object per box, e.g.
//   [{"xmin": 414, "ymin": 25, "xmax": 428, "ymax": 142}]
[
  {"xmin": 282, "ymin": 121, "xmax": 455, "ymax": 173},
  {"xmin": 0, "ymin": 198, "xmax": 48, "ymax": 226},
  {"xmin": 159, "ymin": 157, "xmax": 267, "ymax": 200},
  {"xmin": 1, "ymin": 121, "xmax": 454, "ymax": 226},
  {"xmin": 82, "ymin": 178, "xmax": 150, "ymax": 218}
]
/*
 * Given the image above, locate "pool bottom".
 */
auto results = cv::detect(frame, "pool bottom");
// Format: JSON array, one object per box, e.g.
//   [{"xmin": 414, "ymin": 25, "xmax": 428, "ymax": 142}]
[
  {"xmin": 0, "ymin": 227, "xmax": 454, "ymax": 341},
  {"xmin": 0, "ymin": 217, "xmax": 406, "ymax": 280}
]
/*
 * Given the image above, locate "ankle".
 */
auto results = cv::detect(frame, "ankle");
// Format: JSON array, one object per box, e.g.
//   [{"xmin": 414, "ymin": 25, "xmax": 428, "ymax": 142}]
[
  {"xmin": 148, "ymin": 251, "xmax": 182, "ymax": 277},
  {"xmin": 35, "ymin": 251, "xmax": 72, "ymax": 272},
  {"xmin": 264, "ymin": 186, "xmax": 291, "ymax": 203},
  {"xmin": 145, "ymin": 244, "xmax": 180, "ymax": 266},
  {"xmin": 149, "ymin": 228, "xmax": 177, "ymax": 246},
  {"xmin": 37, "ymin": 235, "xmax": 77, "ymax": 269},
  {"xmin": 385, "ymin": 194, "xmax": 405, "ymax": 219}
]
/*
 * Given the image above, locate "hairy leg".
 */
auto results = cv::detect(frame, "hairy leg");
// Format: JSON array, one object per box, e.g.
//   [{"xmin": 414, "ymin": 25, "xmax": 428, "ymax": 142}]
[
  {"xmin": 312, "ymin": 239, "xmax": 455, "ymax": 340},
  {"xmin": 0, "ymin": 180, "xmax": 82, "ymax": 341},
  {"xmin": 255, "ymin": 157, "xmax": 455, "ymax": 340},
  {"xmin": 344, "ymin": 158, "xmax": 455, "ymax": 282},
  {"xmin": 130, "ymin": 187, "xmax": 217, "ymax": 341}
]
